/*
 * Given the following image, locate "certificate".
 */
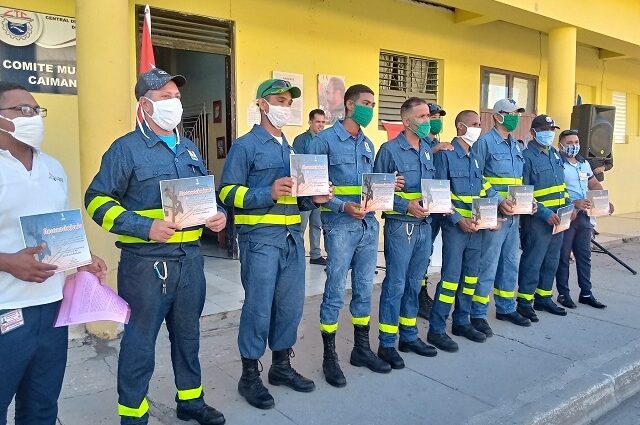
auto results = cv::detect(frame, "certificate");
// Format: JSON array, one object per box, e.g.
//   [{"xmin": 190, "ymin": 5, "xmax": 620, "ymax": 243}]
[
  {"xmin": 290, "ymin": 154, "xmax": 330, "ymax": 197},
  {"xmin": 472, "ymin": 197, "xmax": 498, "ymax": 229},
  {"xmin": 587, "ymin": 190, "xmax": 609, "ymax": 217},
  {"xmin": 422, "ymin": 179, "xmax": 452, "ymax": 213},
  {"xmin": 508, "ymin": 185, "xmax": 534, "ymax": 214},
  {"xmin": 160, "ymin": 176, "xmax": 217, "ymax": 228},
  {"xmin": 19, "ymin": 208, "xmax": 92, "ymax": 272},
  {"xmin": 553, "ymin": 204, "xmax": 575, "ymax": 234},
  {"xmin": 361, "ymin": 173, "xmax": 395, "ymax": 212}
]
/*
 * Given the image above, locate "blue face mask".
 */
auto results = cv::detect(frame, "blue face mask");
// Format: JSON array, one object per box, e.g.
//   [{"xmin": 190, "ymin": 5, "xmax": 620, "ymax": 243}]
[{"xmin": 534, "ymin": 130, "xmax": 555, "ymax": 146}]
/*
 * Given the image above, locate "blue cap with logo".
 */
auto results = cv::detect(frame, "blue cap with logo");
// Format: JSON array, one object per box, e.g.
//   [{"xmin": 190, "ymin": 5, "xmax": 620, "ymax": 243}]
[{"xmin": 135, "ymin": 68, "xmax": 186, "ymax": 100}]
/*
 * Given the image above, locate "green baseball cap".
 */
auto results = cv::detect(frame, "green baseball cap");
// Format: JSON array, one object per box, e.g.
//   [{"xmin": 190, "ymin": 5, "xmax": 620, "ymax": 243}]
[{"xmin": 256, "ymin": 79, "xmax": 301, "ymax": 99}]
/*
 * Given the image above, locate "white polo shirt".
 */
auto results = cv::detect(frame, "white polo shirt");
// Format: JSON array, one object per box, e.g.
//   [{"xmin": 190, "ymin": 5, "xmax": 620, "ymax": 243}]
[{"xmin": 0, "ymin": 149, "xmax": 68, "ymax": 310}]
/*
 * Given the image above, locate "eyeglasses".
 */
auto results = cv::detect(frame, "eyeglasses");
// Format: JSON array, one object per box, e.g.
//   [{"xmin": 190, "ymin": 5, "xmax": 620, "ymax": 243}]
[
  {"xmin": 260, "ymin": 80, "xmax": 291, "ymax": 98},
  {"xmin": 559, "ymin": 129, "xmax": 579, "ymax": 138},
  {"xmin": 0, "ymin": 105, "xmax": 47, "ymax": 118}
]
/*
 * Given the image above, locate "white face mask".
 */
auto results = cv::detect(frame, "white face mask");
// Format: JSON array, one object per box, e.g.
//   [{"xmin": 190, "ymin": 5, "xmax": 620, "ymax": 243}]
[
  {"xmin": 460, "ymin": 124, "xmax": 482, "ymax": 146},
  {"xmin": 263, "ymin": 99, "xmax": 291, "ymax": 129},
  {"xmin": 144, "ymin": 97, "xmax": 183, "ymax": 131},
  {"xmin": 0, "ymin": 114, "xmax": 45, "ymax": 150}
]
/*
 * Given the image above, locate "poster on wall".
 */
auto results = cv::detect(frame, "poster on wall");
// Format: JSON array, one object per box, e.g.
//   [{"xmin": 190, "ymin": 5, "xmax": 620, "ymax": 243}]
[
  {"xmin": 272, "ymin": 70, "xmax": 303, "ymax": 126},
  {"xmin": 0, "ymin": 7, "xmax": 77, "ymax": 95},
  {"xmin": 318, "ymin": 74, "xmax": 345, "ymax": 125}
]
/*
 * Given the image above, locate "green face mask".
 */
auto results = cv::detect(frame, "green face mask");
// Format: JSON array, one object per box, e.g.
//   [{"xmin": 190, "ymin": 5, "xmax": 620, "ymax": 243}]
[
  {"xmin": 350, "ymin": 104, "xmax": 374, "ymax": 128},
  {"xmin": 410, "ymin": 120, "xmax": 431, "ymax": 139},
  {"xmin": 429, "ymin": 118, "xmax": 442, "ymax": 135},
  {"xmin": 499, "ymin": 114, "xmax": 520, "ymax": 132}
]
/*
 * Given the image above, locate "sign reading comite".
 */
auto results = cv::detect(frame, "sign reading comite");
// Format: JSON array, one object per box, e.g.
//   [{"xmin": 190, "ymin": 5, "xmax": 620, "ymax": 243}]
[{"xmin": 0, "ymin": 7, "xmax": 76, "ymax": 95}]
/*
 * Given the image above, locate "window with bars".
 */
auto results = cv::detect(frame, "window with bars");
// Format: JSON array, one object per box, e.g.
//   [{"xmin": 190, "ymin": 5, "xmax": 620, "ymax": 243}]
[
  {"xmin": 378, "ymin": 51, "xmax": 439, "ymax": 123},
  {"xmin": 612, "ymin": 91, "xmax": 627, "ymax": 144}
]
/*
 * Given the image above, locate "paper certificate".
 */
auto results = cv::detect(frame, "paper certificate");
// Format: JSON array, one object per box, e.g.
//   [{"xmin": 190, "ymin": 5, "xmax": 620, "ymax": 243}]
[
  {"xmin": 55, "ymin": 271, "xmax": 130, "ymax": 327},
  {"xmin": 472, "ymin": 197, "xmax": 498, "ymax": 229},
  {"xmin": 19, "ymin": 208, "xmax": 92, "ymax": 273},
  {"xmin": 361, "ymin": 173, "xmax": 395, "ymax": 212},
  {"xmin": 508, "ymin": 185, "xmax": 534, "ymax": 214},
  {"xmin": 553, "ymin": 204, "xmax": 575, "ymax": 234},
  {"xmin": 160, "ymin": 176, "xmax": 217, "ymax": 227},
  {"xmin": 587, "ymin": 190, "xmax": 609, "ymax": 217},
  {"xmin": 422, "ymin": 179, "xmax": 452, "ymax": 213},
  {"xmin": 290, "ymin": 154, "xmax": 330, "ymax": 197}
]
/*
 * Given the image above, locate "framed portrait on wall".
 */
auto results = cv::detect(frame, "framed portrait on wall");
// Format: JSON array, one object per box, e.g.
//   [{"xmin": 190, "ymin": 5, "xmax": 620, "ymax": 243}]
[
  {"xmin": 213, "ymin": 100, "xmax": 223, "ymax": 123},
  {"xmin": 216, "ymin": 137, "xmax": 226, "ymax": 159}
]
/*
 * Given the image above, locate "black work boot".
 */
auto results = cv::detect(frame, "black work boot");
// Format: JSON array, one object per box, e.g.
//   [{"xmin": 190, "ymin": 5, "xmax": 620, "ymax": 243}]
[
  {"xmin": 321, "ymin": 332, "xmax": 347, "ymax": 387},
  {"xmin": 350, "ymin": 325, "xmax": 392, "ymax": 373},
  {"xmin": 377, "ymin": 346, "xmax": 405, "ymax": 369},
  {"xmin": 470, "ymin": 318, "xmax": 493, "ymax": 337},
  {"xmin": 238, "ymin": 357, "xmax": 275, "ymax": 410},
  {"xmin": 268, "ymin": 349, "xmax": 315, "ymax": 393},
  {"xmin": 516, "ymin": 304, "xmax": 539, "ymax": 322},
  {"xmin": 417, "ymin": 283, "xmax": 434, "ymax": 320},
  {"xmin": 451, "ymin": 324, "xmax": 487, "ymax": 343},
  {"xmin": 176, "ymin": 396, "xmax": 226, "ymax": 425},
  {"xmin": 427, "ymin": 331, "xmax": 459, "ymax": 352}
]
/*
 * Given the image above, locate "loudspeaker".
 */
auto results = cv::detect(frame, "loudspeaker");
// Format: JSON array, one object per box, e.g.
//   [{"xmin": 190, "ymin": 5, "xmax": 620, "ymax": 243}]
[{"xmin": 570, "ymin": 104, "xmax": 615, "ymax": 159}]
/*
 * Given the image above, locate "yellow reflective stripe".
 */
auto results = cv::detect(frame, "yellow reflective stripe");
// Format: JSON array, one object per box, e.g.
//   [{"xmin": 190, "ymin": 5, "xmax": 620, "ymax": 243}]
[
  {"xmin": 379, "ymin": 323, "xmax": 398, "ymax": 334},
  {"xmin": 320, "ymin": 323, "xmax": 338, "ymax": 333},
  {"xmin": 497, "ymin": 190, "xmax": 508, "ymax": 199},
  {"xmin": 541, "ymin": 199, "xmax": 566, "ymax": 207},
  {"xmin": 118, "ymin": 398, "xmax": 149, "ymax": 418},
  {"xmin": 462, "ymin": 287, "xmax": 475, "ymax": 296},
  {"xmin": 480, "ymin": 189, "xmax": 487, "ymax": 197},
  {"xmin": 455, "ymin": 207, "xmax": 473, "ymax": 218},
  {"xmin": 399, "ymin": 316, "xmax": 416, "ymax": 327},
  {"xmin": 533, "ymin": 184, "xmax": 566, "ymax": 198},
  {"xmin": 485, "ymin": 177, "xmax": 523, "ymax": 185},
  {"xmin": 135, "ymin": 208, "xmax": 164, "ymax": 219},
  {"xmin": 102, "ymin": 205, "xmax": 127, "ymax": 231},
  {"xmin": 421, "ymin": 279, "xmax": 426, "ymax": 287},
  {"xmin": 118, "ymin": 229, "xmax": 203, "ymax": 244},
  {"xmin": 396, "ymin": 192, "xmax": 422, "ymax": 200},
  {"xmin": 493, "ymin": 288, "xmax": 515, "ymax": 298},
  {"xmin": 334, "ymin": 186, "xmax": 361, "ymax": 195},
  {"xmin": 442, "ymin": 281, "xmax": 458, "ymax": 291},
  {"xmin": 535, "ymin": 288, "xmax": 553, "ymax": 297},
  {"xmin": 473, "ymin": 294, "xmax": 489, "ymax": 304},
  {"xmin": 351, "ymin": 316, "xmax": 370, "ymax": 326},
  {"xmin": 517, "ymin": 292, "xmax": 534, "ymax": 301},
  {"xmin": 319, "ymin": 206, "xmax": 332, "ymax": 212},
  {"xmin": 234, "ymin": 186, "xmax": 249, "ymax": 208},
  {"xmin": 219, "ymin": 185, "xmax": 235, "ymax": 203},
  {"xmin": 464, "ymin": 276, "xmax": 478, "ymax": 284},
  {"xmin": 277, "ymin": 195, "xmax": 297, "ymax": 205},
  {"xmin": 482, "ymin": 181, "xmax": 492, "ymax": 190},
  {"xmin": 177, "ymin": 385, "xmax": 203, "ymax": 401},
  {"xmin": 86, "ymin": 195, "xmax": 117, "ymax": 218},
  {"xmin": 438, "ymin": 294, "xmax": 455, "ymax": 304},
  {"xmin": 451, "ymin": 193, "xmax": 477, "ymax": 203},
  {"xmin": 235, "ymin": 214, "xmax": 301, "ymax": 225}
]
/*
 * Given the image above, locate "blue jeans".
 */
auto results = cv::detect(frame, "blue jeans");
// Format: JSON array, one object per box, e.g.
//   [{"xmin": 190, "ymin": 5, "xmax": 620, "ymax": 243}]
[
  {"xmin": 517, "ymin": 216, "xmax": 564, "ymax": 305},
  {"xmin": 471, "ymin": 215, "xmax": 520, "ymax": 318},
  {"xmin": 117, "ymin": 252, "xmax": 207, "ymax": 425},
  {"xmin": 0, "ymin": 301, "xmax": 68, "ymax": 425},
  {"xmin": 238, "ymin": 235, "xmax": 305, "ymax": 359},
  {"xmin": 300, "ymin": 208, "xmax": 323, "ymax": 259},
  {"xmin": 556, "ymin": 211, "xmax": 593, "ymax": 297},
  {"xmin": 429, "ymin": 222, "xmax": 481, "ymax": 334},
  {"xmin": 320, "ymin": 219, "xmax": 379, "ymax": 332},
  {"xmin": 378, "ymin": 220, "xmax": 431, "ymax": 347}
]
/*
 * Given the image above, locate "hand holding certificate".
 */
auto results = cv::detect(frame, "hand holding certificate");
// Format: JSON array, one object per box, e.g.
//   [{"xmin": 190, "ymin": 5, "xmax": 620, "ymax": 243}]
[
  {"xmin": 553, "ymin": 205, "xmax": 575, "ymax": 234},
  {"xmin": 508, "ymin": 185, "xmax": 534, "ymax": 214},
  {"xmin": 361, "ymin": 173, "xmax": 395, "ymax": 212},
  {"xmin": 587, "ymin": 190, "xmax": 610, "ymax": 217},
  {"xmin": 290, "ymin": 154, "xmax": 330, "ymax": 197},
  {"xmin": 472, "ymin": 197, "xmax": 498, "ymax": 229},
  {"xmin": 160, "ymin": 176, "xmax": 217, "ymax": 228},
  {"xmin": 19, "ymin": 209, "xmax": 92, "ymax": 273},
  {"xmin": 422, "ymin": 179, "xmax": 452, "ymax": 214}
]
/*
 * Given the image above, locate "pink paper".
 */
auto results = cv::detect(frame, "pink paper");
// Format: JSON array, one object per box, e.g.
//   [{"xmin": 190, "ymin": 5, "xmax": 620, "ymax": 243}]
[{"xmin": 54, "ymin": 271, "xmax": 130, "ymax": 327}]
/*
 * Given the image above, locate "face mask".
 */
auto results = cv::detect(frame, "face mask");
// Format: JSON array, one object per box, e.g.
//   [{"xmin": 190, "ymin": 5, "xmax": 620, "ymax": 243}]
[
  {"xmin": 561, "ymin": 143, "xmax": 580, "ymax": 157},
  {"xmin": 429, "ymin": 118, "xmax": 442, "ymax": 135},
  {"xmin": 0, "ymin": 114, "xmax": 44, "ymax": 150},
  {"xmin": 263, "ymin": 100, "xmax": 291, "ymax": 129},
  {"xmin": 144, "ymin": 97, "xmax": 183, "ymax": 131},
  {"xmin": 497, "ymin": 113, "xmax": 520, "ymax": 132},
  {"xmin": 409, "ymin": 120, "xmax": 431, "ymax": 139},
  {"xmin": 350, "ymin": 104, "xmax": 374, "ymax": 128},
  {"xmin": 534, "ymin": 130, "xmax": 555, "ymax": 147},
  {"xmin": 460, "ymin": 123, "xmax": 482, "ymax": 146}
]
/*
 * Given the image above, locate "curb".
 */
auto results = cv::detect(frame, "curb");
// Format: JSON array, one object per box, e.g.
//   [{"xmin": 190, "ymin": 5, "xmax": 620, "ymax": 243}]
[{"xmin": 466, "ymin": 338, "xmax": 640, "ymax": 425}]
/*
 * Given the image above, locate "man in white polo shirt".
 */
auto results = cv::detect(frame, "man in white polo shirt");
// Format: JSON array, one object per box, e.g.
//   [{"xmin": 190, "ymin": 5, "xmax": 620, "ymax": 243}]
[{"xmin": 0, "ymin": 82, "xmax": 106, "ymax": 425}]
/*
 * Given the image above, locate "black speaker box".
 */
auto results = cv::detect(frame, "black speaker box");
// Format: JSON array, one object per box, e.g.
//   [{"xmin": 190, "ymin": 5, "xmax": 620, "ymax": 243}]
[{"xmin": 570, "ymin": 104, "xmax": 615, "ymax": 159}]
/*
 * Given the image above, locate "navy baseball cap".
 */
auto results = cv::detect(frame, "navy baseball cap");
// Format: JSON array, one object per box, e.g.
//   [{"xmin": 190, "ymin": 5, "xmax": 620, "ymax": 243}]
[
  {"xmin": 531, "ymin": 114, "xmax": 560, "ymax": 130},
  {"xmin": 428, "ymin": 103, "xmax": 446, "ymax": 116},
  {"xmin": 135, "ymin": 68, "xmax": 186, "ymax": 100}
]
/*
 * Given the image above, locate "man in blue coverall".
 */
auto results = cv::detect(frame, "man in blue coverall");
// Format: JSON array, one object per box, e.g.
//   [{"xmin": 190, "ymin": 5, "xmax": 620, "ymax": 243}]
[
  {"xmin": 469, "ymin": 98, "xmax": 534, "ymax": 336},
  {"xmin": 516, "ymin": 114, "xmax": 570, "ymax": 321},
  {"xmin": 308, "ymin": 84, "xmax": 394, "ymax": 387},
  {"xmin": 220, "ymin": 79, "xmax": 331, "ymax": 409},
  {"xmin": 373, "ymin": 97, "xmax": 438, "ymax": 369},
  {"xmin": 428, "ymin": 110, "xmax": 497, "ymax": 352},
  {"xmin": 293, "ymin": 108, "xmax": 327, "ymax": 265},
  {"xmin": 85, "ymin": 68, "xmax": 227, "ymax": 425}
]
